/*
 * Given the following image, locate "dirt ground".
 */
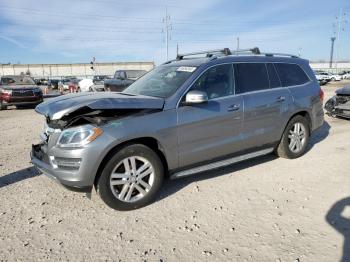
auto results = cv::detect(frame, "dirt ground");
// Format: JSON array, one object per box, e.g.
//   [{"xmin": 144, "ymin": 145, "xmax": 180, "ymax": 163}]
[{"xmin": 0, "ymin": 81, "xmax": 349, "ymax": 261}]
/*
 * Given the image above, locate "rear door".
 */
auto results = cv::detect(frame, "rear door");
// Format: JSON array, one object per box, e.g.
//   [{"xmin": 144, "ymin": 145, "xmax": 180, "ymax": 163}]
[
  {"xmin": 235, "ymin": 63, "xmax": 292, "ymax": 149},
  {"xmin": 177, "ymin": 64, "xmax": 244, "ymax": 167}
]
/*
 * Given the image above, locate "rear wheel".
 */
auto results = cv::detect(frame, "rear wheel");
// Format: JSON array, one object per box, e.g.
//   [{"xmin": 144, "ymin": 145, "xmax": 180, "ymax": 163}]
[
  {"xmin": 97, "ymin": 144, "xmax": 164, "ymax": 211},
  {"xmin": 276, "ymin": 115, "xmax": 310, "ymax": 159}
]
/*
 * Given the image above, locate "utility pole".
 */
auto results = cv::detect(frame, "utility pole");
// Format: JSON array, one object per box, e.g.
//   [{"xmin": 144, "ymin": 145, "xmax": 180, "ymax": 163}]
[
  {"xmin": 236, "ymin": 37, "xmax": 240, "ymax": 51},
  {"xmin": 329, "ymin": 37, "xmax": 336, "ymax": 68},
  {"xmin": 176, "ymin": 43, "xmax": 179, "ymax": 57},
  {"xmin": 334, "ymin": 8, "xmax": 347, "ymax": 70},
  {"xmin": 163, "ymin": 7, "xmax": 172, "ymax": 61}
]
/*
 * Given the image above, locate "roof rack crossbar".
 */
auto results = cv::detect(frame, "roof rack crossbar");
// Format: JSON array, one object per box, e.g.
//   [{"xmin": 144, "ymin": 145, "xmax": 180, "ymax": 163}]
[
  {"xmin": 176, "ymin": 48, "xmax": 231, "ymax": 60},
  {"xmin": 262, "ymin": 52, "xmax": 299, "ymax": 58},
  {"xmin": 232, "ymin": 47, "xmax": 261, "ymax": 55}
]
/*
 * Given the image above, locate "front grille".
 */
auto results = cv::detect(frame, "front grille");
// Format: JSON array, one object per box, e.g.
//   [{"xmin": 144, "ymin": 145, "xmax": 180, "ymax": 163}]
[{"xmin": 12, "ymin": 90, "xmax": 34, "ymax": 97}]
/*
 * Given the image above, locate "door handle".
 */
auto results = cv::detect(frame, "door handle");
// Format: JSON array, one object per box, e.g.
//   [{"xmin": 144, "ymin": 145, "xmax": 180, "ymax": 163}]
[
  {"xmin": 276, "ymin": 96, "xmax": 285, "ymax": 102},
  {"xmin": 227, "ymin": 104, "xmax": 240, "ymax": 112}
]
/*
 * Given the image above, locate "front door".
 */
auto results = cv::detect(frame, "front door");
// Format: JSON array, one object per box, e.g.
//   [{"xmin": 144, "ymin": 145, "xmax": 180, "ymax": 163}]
[{"xmin": 177, "ymin": 64, "xmax": 244, "ymax": 168}]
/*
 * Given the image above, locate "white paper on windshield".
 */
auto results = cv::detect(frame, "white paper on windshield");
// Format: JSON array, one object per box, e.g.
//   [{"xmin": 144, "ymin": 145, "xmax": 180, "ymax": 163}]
[{"xmin": 177, "ymin": 66, "xmax": 196, "ymax": 73}]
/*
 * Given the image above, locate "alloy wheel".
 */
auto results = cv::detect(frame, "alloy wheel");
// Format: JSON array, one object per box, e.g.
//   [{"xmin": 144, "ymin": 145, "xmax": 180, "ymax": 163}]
[
  {"xmin": 288, "ymin": 122, "xmax": 307, "ymax": 153},
  {"xmin": 109, "ymin": 156, "xmax": 155, "ymax": 202}
]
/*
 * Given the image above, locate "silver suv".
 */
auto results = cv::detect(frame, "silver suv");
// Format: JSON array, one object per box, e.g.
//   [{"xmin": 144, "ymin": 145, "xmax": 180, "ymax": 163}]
[{"xmin": 31, "ymin": 48, "xmax": 324, "ymax": 210}]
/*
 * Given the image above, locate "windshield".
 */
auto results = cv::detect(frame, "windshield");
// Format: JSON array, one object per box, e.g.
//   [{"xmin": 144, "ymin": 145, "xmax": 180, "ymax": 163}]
[
  {"xmin": 123, "ymin": 66, "xmax": 196, "ymax": 98},
  {"xmin": 1, "ymin": 76, "xmax": 35, "ymax": 85}
]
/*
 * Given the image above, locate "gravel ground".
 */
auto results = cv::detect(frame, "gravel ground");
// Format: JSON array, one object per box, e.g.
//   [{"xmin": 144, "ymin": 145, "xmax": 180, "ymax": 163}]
[{"xmin": 0, "ymin": 82, "xmax": 349, "ymax": 261}]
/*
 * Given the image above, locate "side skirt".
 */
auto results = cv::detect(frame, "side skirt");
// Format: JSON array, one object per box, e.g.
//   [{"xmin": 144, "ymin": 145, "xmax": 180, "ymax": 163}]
[{"xmin": 170, "ymin": 148, "xmax": 274, "ymax": 179}]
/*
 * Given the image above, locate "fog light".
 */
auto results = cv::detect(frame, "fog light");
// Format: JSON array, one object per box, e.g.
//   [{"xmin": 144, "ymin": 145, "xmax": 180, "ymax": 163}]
[{"xmin": 50, "ymin": 156, "xmax": 81, "ymax": 170}]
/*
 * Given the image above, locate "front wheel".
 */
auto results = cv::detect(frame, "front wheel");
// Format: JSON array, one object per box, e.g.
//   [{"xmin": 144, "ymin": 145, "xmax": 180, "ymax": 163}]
[
  {"xmin": 97, "ymin": 144, "xmax": 164, "ymax": 211},
  {"xmin": 275, "ymin": 115, "xmax": 310, "ymax": 159}
]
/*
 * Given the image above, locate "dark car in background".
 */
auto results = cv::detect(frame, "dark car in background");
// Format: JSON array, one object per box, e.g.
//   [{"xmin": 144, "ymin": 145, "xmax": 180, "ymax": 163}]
[
  {"xmin": 49, "ymin": 79, "xmax": 60, "ymax": 89},
  {"xmin": 104, "ymin": 70, "xmax": 147, "ymax": 92},
  {"xmin": 0, "ymin": 75, "xmax": 43, "ymax": 110}
]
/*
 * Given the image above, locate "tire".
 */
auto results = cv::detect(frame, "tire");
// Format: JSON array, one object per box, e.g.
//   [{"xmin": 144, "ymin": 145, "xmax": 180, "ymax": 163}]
[
  {"xmin": 97, "ymin": 144, "xmax": 164, "ymax": 211},
  {"xmin": 275, "ymin": 115, "xmax": 310, "ymax": 159},
  {"xmin": 0, "ymin": 101, "xmax": 7, "ymax": 110}
]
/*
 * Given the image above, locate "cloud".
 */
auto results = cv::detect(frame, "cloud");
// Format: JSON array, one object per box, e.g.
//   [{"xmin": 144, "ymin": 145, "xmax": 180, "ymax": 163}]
[
  {"xmin": 0, "ymin": 0, "xmax": 348, "ymax": 63},
  {"xmin": 0, "ymin": 35, "xmax": 26, "ymax": 48}
]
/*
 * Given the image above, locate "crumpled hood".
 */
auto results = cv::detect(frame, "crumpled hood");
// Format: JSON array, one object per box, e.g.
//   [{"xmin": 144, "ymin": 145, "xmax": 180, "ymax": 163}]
[
  {"xmin": 336, "ymin": 85, "xmax": 350, "ymax": 95},
  {"xmin": 35, "ymin": 92, "xmax": 165, "ymax": 120}
]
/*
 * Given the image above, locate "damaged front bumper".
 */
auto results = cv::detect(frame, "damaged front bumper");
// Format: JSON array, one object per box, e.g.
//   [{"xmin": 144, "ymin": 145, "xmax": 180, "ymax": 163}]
[
  {"xmin": 325, "ymin": 95, "xmax": 350, "ymax": 119},
  {"xmin": 31, "ymin": 143, "xmax": 94, "ymax": 192}
]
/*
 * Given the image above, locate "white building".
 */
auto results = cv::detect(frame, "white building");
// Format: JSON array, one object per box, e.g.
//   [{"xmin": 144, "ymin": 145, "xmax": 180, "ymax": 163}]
[{"xmin": 0, "ymin": 62, "xmax": 155, "ymax": 79}]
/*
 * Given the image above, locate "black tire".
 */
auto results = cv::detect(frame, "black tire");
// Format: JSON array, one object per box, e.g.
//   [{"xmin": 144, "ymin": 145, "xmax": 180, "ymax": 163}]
[
  {"xmin": 0, "ymin": 101, "xmax": 7, "ymax": 110},
  {"xmin": 275, "ymin": 115, "xmax": 310, "ymax": 159},
  {"xmin": 97, "ymin": 144, "xmax": 164, "ymax": 211}
]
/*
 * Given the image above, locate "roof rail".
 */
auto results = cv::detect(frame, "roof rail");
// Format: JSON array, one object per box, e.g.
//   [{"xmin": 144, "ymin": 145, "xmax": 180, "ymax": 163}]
[
  {"xmin": 176, "ymin": 48, "xmax": 231, "ymax": 60},
  {"xmin": 168, "ymin": 46, "xmax": 299, "ymax": 63},
  {"xmin": 262, "ymin": 52, "xmax": 299, "ymax": 58}
]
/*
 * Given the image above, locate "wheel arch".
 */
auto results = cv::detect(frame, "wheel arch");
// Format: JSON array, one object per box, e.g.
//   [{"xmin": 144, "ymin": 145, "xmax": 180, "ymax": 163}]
[
  {"xmin": 280, "ymin": 110, "xmax": 312, "ymax": 142},
  {"xmin": 93, "ymin": 137, "xmax": 169, "ymax": 188},
  {"xmin": 289, "ymin": 110, "xmax": 312, "ymax": 129}
]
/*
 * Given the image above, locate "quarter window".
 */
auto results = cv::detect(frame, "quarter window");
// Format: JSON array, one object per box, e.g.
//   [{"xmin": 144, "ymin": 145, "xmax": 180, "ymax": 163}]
[
  {"xmin": 274, "ymin": 63, "xmax": 310, "ymax": 87},
  {"xmin": 191, "ymin": 64, "xmax": 234, "ymax": 100},
  {"xmin": 235, "ymin": 63, "xmax": 269, "ymax": 94}
]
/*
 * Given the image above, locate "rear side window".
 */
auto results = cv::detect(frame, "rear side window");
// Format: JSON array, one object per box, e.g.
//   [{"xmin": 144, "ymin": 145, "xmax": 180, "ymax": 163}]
[
  {"xmin": 234, "ymin": 63, "xmax": 269, "ymax": 94},
  {"xmin": 274, "ymin": 63, "xmax": 310, "ymax": 87},
  {"xmin": 266, "ymin": 63, "xmax": 281, "ymax": 88}
]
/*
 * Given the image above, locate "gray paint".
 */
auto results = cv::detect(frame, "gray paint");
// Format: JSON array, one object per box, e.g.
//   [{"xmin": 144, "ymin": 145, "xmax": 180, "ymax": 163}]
[{"xmin": 31, "ymin": 54, "xmax": 324, "ymax": 189}]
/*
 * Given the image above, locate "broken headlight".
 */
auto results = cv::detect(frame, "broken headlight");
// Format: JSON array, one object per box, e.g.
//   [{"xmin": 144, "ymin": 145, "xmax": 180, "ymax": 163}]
[{"xmin": 57, "ymin": 125, "xmax": 103, "ymax": 148}]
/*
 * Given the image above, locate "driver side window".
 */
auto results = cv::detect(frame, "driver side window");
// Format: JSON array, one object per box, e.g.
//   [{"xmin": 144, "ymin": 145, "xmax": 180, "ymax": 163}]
[{"xmin": 191, "ymin": 64, "xmax": 234, "ymax": 100}]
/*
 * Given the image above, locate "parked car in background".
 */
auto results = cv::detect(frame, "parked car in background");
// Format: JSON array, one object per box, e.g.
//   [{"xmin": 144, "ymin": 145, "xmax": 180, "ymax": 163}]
[
  {"xmin": 325, "ymin": 85, "xmax": 350, "ymax": 118},
  {"xmin": 68, "ymin": 79, "xmax": 80, "ymax": 93},
  {"xmin": 329, "ymin": 72, "xmax": 342, "ymax": 81},
  {"xmin": 315, "ymin": 71, "xmax": 332, "ymax": 83},
  {"xmin": 78, "ymin": 79, "xmax": 94, "ymax": 92},
  {"xmin": 104, "ymin": 70, "xmax": 147, "ymax": 92},
  {"xmin": 91, "ymin": 75, "xmax": 110, "ymax": 92},
  {"xmin": 339, "ymin": 71, "xmax": 350, "ymax": 79},
  {"xmin": 31, "ymin": 47, "xmax": 324, "ymax": 210},
  {"xmin": 34, "ymin": 78, "xmax": 49, "ymax": 86},
  {"xmin": 0, "ymin": 75, "xmax": 43, "ymax": 110},
  {"xmin": 49, "ymin": 79, "xmax": 60, "ymax": 89},
  {"xmin": 58, "ymin": 79, "xmax": 71, "ymax": 91},
  {"xmin": 314, "ymin": 71, "xmax": 328, "ymax": 85},
  {"xmin": 93, "ymin": 75, "xmax": 111, "ymax": 85}
]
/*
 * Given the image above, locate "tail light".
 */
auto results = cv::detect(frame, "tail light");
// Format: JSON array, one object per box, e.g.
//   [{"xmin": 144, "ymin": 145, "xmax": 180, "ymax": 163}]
[{"xmin": 319, "ymin": 89, "xmax": 324, "ymax": 102}]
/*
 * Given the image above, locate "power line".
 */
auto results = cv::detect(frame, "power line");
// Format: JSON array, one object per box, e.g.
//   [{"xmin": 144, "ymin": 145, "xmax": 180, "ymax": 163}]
[
  {"xmin": 0, "ymin": 5, "xmax": 330, "ymax": 28},
  {"xmin": 334, "ymin": 8, "xmax": 348, "ymax": 68}
]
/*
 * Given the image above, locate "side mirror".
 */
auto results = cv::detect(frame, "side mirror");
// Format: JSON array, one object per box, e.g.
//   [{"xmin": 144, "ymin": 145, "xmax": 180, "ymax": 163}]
[{"xmin": 185, "ymin": 90, "xmax": 208, "ymax": 104}]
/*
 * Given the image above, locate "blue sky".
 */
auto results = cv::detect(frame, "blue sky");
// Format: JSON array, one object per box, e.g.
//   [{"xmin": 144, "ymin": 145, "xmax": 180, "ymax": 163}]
[{"xmin": 0, "ymin": 0, "xmax": 349, "ymax": 65}]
